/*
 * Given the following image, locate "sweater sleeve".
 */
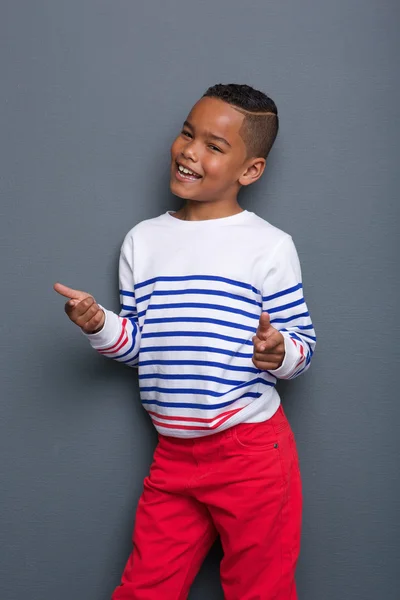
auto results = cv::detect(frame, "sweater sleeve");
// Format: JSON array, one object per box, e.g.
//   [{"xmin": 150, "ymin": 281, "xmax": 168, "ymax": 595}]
[
  {"xmin": 81, "ymin": 234, "xmax": 141, "ymax": 368},
  {"xmin": 261, "ymin": 235, "xmax": 316, "ymax": 380}
]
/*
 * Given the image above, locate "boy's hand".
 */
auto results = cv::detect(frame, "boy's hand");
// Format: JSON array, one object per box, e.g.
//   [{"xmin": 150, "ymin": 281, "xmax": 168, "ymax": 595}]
[
  {"xmin": 252, "ymin": 312, "xmax": 285, "ymax": 370},
  {"xmin": 53, "ymin": 282, "xmax": 105, "ymax": 334}
]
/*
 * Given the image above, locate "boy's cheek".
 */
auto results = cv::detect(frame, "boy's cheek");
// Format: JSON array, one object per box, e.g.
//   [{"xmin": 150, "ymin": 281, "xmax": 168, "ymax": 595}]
[{"xmin": 170, "ymin": 137, "xmax": 183, "ymax": 157}]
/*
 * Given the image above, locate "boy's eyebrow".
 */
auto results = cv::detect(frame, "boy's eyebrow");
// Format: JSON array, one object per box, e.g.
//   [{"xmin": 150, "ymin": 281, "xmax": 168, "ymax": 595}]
[{"xmin": 183, "ymin": 120, "xmax": 232, "ymax": 148}]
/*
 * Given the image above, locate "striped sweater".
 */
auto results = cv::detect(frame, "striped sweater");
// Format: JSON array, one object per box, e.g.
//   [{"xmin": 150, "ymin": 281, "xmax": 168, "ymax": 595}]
[{"xmin": 82, "ymin": 209, "xmax": 316, "ymax": 437}]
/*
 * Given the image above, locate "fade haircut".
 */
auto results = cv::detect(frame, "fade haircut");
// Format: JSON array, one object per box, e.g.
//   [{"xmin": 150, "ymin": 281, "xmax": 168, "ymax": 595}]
[{"xmin": 202, "ymin": 83, "xmax": 279, "ymax": 159}]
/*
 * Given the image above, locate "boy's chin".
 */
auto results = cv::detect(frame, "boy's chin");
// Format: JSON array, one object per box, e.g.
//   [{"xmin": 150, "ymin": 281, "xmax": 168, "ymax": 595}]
[{"xmin": 169, "ymin": 181, "xmax": 198, "ymax": 200}]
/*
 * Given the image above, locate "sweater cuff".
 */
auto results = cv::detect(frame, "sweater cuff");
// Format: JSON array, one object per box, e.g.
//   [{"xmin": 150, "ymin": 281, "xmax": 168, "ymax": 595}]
[
  {"xmin": 267, "ymin": 334, "xmax": 299, "ymax": 379},
  {"xmin": 80, "ymin": 305, "xmax": 121, "ymax": 349}
]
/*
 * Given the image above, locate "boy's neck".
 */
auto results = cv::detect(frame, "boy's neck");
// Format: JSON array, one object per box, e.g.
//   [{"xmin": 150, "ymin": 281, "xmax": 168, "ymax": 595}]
[{"xmin": 172, "ymin": 200, "xmax": 244, "ymax": 222}]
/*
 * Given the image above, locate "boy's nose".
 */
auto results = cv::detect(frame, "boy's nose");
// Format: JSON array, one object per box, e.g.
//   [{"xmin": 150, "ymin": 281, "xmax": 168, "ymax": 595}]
[{"xmin": 181, "ymin": 144, "xmax": 199, "ymax": 163}]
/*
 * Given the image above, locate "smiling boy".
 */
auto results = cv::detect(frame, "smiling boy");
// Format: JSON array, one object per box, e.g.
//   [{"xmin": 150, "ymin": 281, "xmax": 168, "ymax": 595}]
[{"xmin": 54, "ymin": 83, "xmax": 316, "ymax": 599}]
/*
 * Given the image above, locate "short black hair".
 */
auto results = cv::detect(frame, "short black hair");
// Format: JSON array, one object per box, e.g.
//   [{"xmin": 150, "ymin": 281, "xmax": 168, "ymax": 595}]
[{"xmin": 202, "ymin": 83, "xmax": 279, "ymax": 159}]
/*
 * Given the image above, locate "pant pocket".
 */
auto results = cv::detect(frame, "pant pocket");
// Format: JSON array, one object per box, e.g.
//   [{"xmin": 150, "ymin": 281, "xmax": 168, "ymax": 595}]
[{"xmin": 232, "ymin": 421, "xmax": 279, "ymax": 452}]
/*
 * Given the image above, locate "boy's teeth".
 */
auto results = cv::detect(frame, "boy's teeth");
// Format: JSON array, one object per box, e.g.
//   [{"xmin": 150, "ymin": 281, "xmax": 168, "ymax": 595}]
[{"xmin": 178, "ymin": 165, "xmax": 198, "ymax": 176}]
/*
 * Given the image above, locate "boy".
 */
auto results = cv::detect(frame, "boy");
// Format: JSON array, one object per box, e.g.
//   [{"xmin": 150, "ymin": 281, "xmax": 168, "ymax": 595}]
[{"xmin": 54, "ymin": 83, "xmax": 316, "ymax": 599}]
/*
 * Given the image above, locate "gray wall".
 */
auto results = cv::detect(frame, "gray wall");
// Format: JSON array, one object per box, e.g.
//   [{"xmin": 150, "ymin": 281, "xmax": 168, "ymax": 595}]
[{"xmin": 1, "ymin": 1, "xmax": 399, "ymax": 598}]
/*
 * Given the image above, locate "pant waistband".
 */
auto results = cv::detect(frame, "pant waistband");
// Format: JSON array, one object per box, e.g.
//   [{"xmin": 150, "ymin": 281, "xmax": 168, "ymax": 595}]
[{"xmin": 158, "ymin": 404, "xmax": 289, "ymax": 448}]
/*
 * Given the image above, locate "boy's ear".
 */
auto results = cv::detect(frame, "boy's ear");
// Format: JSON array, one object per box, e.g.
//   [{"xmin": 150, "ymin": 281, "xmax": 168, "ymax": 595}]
[{"xmin": 239, "ymin": 158, "xmax": 266, "ymax": 187}]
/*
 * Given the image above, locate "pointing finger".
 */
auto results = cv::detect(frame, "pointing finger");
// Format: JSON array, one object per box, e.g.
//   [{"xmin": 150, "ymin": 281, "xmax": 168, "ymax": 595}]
[
  {"xmin": 53, "ymin": 282, "xmax": 90, "ymax": 301},
  {"xmin": 256, "ymin": 311, "xmax": 273, "ymax": 340},
  {"xmin": 258, "ymin": 311, "xmax": 271, "ymax": 330}
]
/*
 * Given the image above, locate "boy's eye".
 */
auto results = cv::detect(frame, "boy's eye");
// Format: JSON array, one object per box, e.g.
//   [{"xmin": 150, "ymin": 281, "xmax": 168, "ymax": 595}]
[
  {"xmin": 181, "ymin": 130, "xmax": 192, "ymax": 138},
  {"xmin": 209, "ymin": 144, "xmax": 222, "ymax": 152}
]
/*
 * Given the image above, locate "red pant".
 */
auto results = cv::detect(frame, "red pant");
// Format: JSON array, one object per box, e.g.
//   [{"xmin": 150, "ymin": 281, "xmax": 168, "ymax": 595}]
[{"xmin": 112, "ymin": 405, "xmax": 302, "ymax": 600}]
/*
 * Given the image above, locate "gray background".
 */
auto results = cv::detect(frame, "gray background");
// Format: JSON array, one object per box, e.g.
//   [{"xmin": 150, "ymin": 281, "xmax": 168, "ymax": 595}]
[{"xmin": 1, "ymin": 1, "xmax": 399, "ymax": 599}]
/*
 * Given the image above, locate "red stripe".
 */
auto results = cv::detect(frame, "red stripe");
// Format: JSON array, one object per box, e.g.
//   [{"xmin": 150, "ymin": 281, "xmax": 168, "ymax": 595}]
[
  {"xmin": 294, "ymin": 356, "xmax": 306, "ymax": 369},
  {"xmin": 293, "ymin": 343, "xmax": 307, "ymax": 372},
  {"xmin": 295, "ymin": 343, "xmax": 306, "ymax": 366},
  {"xmin": 152, "ymin": 406, "xmax": 247, "ymax": 432},
  {"xmin": 99, "ymin": 333, "xmax": 128, "ymax": 355},
  {"xmin": 294, "ymin": 347, "xmax": 306, "ymax": 368},
  {"xmin": 98, "ymin": 319, "xmax": 128, "ymax": 354},
  {"xmin": 147, "ymin": 406, "xmax": 242, "ymax": 424},
  {"xmin": 214, "ymin": 409, "xmax": 243, "ymax": 428}
]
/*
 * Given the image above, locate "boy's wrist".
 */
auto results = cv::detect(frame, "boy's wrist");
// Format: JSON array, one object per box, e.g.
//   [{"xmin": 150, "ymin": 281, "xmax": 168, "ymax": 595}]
[{"xmin": 81, "ymin": 306, "xmax": 120, "ymax": 348}]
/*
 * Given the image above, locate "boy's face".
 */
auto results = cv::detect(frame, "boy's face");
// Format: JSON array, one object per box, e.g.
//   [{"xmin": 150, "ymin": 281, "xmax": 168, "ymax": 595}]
[{"xmin": 170, "ymin": 97, "xmax": 265, "ymax": 203}]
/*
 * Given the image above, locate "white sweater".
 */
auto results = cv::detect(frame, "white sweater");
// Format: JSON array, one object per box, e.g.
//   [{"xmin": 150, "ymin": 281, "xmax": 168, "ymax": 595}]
[{"xmin": 83, "ymin": 210, "xmax": 316, "ymax": 437}]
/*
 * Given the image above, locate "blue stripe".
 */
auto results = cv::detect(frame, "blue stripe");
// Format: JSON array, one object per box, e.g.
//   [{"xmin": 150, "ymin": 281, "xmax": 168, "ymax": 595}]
[
  {"xmin": 139, "ymin": 345, "xmax": 253, "ymax": 358},
  {"xmin": 264, "ymin": 297, "xmax": 305, "ymax": 314},
  {"xmin": 139, "ymin": 373, "xmax": 245, "ymax": 386},
  {"xmin": 142, "ymin": 330, "xmax": 253, "ymax": 346},
  {"xmin": 135, "ymin": 275, "xmax": 261, "ymax": 295},
  {"xmin": 297, "ymin": 332, "xmax": 316, "ymax": 341},
  {"xmin": 281, "ymin": 324, "xmax": 315, "ymax": 332},
  {"xmin": 138, "ymin": 302, "xmax": 259, "ymax": 321},
  {"xmin": 138, "ymin": 359, "xmax": 260, "ymax": 373},
  {"xmin": 143, "ymin": 316, "xmax": 257, "ymax": 334},
  {"xmin": 280, "ymin": 327, "xmax": 316, "ymax": 341},
  {"xmin": 140, "ymin": 377, "xmax": 273, "ymax": 397},
  {"xmin": 142, "ymin": 391, "xmax": 262, "ymax": 410},
  {"xmin": 270, "ymin": 311, "xmax": 310, "ymax": 324},
  {"xmin": 121, "ymin": 311, "xmax": 137, "ymax": 317},
  {"xmin": 287, "ymin": 333, "xmax": 314, "ymax": 357},
  {"xmin": 289, "ymin": 362, "xmax": 309, "ymax": 379},
  {"xmin": 136, "ymin": 287, "xmax": 262, "ymax": 308},
  {"xmin": 120, "ymin": 348, "xmax": 140, "ymax": 364},
  {"xmin": 121, "ymin": 304, "xmax": 136, "ymax": 312},
  {"xmin": 262, "ymin": 283, "xmax": 302, "ymax": 302},
  {"xmin": 288, "ymin": 332, "xmax": 304, "ymax": 343},
  {"xmin": 120, "ymin": 289, "xmax": 135, "ymax": 297}
]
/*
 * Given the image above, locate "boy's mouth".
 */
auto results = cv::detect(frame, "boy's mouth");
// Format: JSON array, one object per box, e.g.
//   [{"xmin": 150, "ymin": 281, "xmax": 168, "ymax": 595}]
[{"xmin": 175, "ymin": 161, "xmax": 203, "ymax": 183}]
